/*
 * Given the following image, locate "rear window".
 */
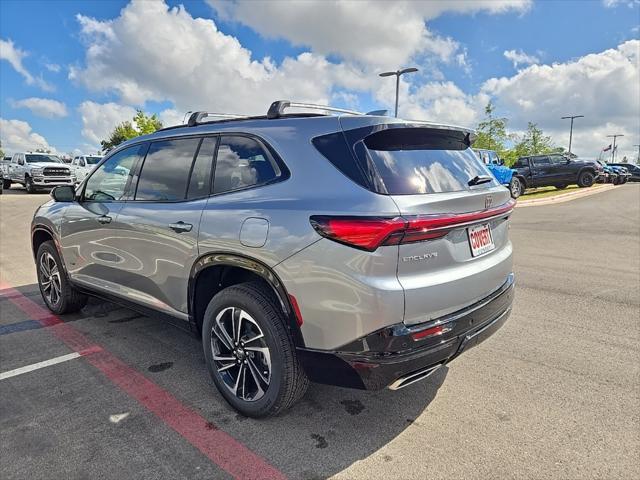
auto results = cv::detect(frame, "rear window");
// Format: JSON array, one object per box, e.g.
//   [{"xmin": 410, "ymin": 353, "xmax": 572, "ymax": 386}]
[{"xmin": 313, "ymin": 125, "xmax": 494, "ymax": 195}]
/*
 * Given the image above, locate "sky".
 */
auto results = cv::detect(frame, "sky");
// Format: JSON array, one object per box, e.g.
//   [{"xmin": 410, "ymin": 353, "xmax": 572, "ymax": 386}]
[{"xmin": 0, "ymin": 0, "xmax": 639, "ymax": 161}]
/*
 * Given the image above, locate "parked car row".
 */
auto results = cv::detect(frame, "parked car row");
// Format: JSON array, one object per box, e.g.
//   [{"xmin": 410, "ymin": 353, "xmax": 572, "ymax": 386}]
[
  {"xmin": 1, "ymin": 152, "xmax": 104, "ymax": 193},
  {"xmin": 609, "ymin": 162, "xmax": 640, "ymax": 181},
  {"xmin": 474, "ymin": 149, "xmax": 636, "ymax": 196}
]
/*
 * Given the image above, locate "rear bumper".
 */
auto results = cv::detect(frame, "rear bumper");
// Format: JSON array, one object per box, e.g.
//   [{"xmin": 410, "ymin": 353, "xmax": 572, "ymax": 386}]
[{"xmin": 297, "ymin": 273, "xmax": 515, "ymax": 390}]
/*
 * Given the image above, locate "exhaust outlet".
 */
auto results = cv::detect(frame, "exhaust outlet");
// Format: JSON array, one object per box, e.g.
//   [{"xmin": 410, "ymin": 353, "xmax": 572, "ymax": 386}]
[{"xmin": 388, "ymin": 363, "xmax": 444, "ymax": 391}]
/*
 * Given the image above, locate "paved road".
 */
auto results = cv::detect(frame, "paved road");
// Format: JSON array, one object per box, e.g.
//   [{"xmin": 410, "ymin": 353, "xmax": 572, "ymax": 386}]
[{"xmin": 1, "ymin": 184, "xmax": 639, "ymax": 479}]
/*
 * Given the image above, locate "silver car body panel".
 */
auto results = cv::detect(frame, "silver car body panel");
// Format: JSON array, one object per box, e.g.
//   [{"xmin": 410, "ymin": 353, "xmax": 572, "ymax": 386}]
[{"xmin": 32, "ymin": 114, "xmax": 514, "ymax": 351}]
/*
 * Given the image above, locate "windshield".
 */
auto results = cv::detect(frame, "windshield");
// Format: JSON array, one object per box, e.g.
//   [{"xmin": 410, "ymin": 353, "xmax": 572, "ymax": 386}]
[
  {"xmin": 86, "ymin": 156, "xmax": 102, "ymax": 165},
  {"xmin": 26, "ymin": 154, "xmax": 62, "ymax": 164}
]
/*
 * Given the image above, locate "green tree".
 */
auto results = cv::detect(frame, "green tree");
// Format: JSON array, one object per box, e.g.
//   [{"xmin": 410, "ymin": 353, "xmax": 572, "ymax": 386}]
[
  {"xmin": 511, "ymin": 122, "xmax": 557, "ymax": 158},
  {"xmin": 133, "ymin": 110, "xmax": 162, "ymax": 135},
  {"xmin": 101, "ymin": 111, "xmax": 162, "ymax": 152},
  {"xmin": 474, "ymin": 102, "xmax": 510, "ymax": 154}
]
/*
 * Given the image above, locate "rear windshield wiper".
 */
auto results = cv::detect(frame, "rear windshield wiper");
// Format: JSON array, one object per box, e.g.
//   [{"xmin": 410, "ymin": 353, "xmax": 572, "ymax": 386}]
[{"xmin": 468, "ymin": 175, "xmax": 493, "ymax": 186}]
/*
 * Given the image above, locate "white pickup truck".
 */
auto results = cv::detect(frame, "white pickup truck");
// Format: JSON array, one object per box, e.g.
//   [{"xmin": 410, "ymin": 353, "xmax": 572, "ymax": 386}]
[
  {"xmin": 1, "ymin": 156, "xmax": 11, "ymax": 194},
  {"xmin": 7, "ymin": 152, "xmax": 75, "ymax": 193},
  {"xmin": 70, "ymin": 155, "xmax": 103, "ymax": 183}
]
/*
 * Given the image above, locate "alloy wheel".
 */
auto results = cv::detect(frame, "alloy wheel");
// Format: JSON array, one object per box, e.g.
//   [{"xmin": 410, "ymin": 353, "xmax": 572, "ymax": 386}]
[
  {"xmin": 39, "ymin": 252, "xmax": 61, "ymax": 306},
  {"xmin": 210, "ymin": 306, "xmax": 272, "ymax": 402},
  {"xmin": 510, "ymin": 178, "xmax": 521, "ymax": 198}
]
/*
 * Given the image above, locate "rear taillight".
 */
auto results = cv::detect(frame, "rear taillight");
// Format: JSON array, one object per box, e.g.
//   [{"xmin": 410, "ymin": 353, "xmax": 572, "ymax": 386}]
[{"xmin": 310, "ymin": 199, "xmax": 515, "ymax": 252}]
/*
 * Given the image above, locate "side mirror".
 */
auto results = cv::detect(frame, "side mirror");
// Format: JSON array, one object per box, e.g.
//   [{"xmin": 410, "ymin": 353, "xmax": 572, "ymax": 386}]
[{"xmin": 51, "ymin": 185, "xmax": 75, "ymax": 202}]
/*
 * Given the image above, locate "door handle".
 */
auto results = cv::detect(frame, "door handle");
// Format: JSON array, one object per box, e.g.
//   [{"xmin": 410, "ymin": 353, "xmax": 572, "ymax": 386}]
[
  {"xmin": 169, "ymin": 221, "xmax": 193, "ymax": 233},
  {"xmin": 97, "ymin": 215, "xmax": 112, "ymax": 224}
]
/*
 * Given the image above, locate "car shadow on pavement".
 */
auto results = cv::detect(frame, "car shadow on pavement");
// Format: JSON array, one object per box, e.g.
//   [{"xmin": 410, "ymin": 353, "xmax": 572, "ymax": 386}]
[{"xmin": 2, "ymin": 287, "xmax": 448, "ymax": 479}]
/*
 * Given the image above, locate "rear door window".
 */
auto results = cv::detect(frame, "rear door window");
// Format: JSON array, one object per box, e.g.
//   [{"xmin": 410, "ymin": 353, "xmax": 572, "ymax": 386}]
[
  {"xmin": 187, "ymin": 137, "xmax": 216, "ymax": 199},
  {"xmin": 135, "ymin": 138, "xmax": 200, "ymax": 201},
  {"xmin": 213, "ymin": 136, "xmax": 282, "ymax": 194}
]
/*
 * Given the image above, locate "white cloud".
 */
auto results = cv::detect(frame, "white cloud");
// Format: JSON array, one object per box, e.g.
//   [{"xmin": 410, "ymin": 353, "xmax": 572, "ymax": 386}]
[
  {"xmin": 10, "ymin": 97, "xmax": 68, "ymax": 118},
  {"xmin": 0, "ymin": 118, "xmax": 57, "ymax": 154},
  {"xmin": 602, "ymin": 0, "xmax": 640, "ymax": 8},
  {"xmin": 78, "ymin": 101, "xmax": 137, "ymax": 144},
  {"xmin": 208, "ymin": 0, "xmax": 531, "ymax": 67},
  {"xmin": 485, "ymin": 40, "xmax": 640, "ymax": 159},
  {"xmin": 67, "ymin": 1, "xmax": 638, "ymax": 163},
  {"xmin": 503, "ymin": 49, "xmax": 540, "ymax": 68},
  {"xmin": 69, "ymin": 0, "xmax": 370, "ymax": 114},
  {"xmin": 45, "ymin": 63, "xmax": 61, "ymax": 73},
  {"xmin": 158, "ymin": 108, "xmax": 185, "ymax": 127},
  {"xmin": 0, "ymin": 38, "xmax": 54, "ymax": 91}
]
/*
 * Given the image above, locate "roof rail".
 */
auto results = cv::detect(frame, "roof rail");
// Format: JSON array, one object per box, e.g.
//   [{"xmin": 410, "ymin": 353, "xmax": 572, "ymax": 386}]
[
  {"xmin": 187, "ymin": 111, "xmax": 248, "ymax": 127},
  {"xmin": 267, "ymin": 101, "xmax": 363, "ymax": 119}
]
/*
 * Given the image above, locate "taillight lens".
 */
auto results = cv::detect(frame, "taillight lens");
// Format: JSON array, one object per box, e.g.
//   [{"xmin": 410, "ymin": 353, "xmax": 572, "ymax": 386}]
[
  {"xmin": 310, "ymin": 199, "xmax": 515, "ymax": 252},
  {"xmin": 309, "ymin": 216, "xmax": 406, "ymax": 251}
]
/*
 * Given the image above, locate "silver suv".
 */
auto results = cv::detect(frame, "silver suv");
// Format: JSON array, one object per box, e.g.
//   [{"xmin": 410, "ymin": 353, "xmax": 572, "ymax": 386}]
[{"xmin": 31, "ymin": 101, "xmax": 515, "ymax": 417}]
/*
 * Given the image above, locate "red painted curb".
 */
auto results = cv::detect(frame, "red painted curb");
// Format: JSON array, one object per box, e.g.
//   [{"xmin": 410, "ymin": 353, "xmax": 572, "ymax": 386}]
[{"xmin": 0, "ymin": 283, "xmax": 287, "ymax": 480}]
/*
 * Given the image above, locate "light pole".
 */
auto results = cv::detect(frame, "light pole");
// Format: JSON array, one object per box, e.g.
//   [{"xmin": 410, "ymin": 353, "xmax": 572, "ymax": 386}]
[
  {"xmin": 607, "ymin": 134, "xmax": 624, "ymax": 162},
  {"xmin": 379, "ymin": 67, "xmax": 418, "ymax": 117},
  {"xmin": 561, "ymin": 115, "xmax": 583, "ymax": 155},
  {"xmin": 633, "ymin": 144, "xmax": 640, "ymax": 163}
]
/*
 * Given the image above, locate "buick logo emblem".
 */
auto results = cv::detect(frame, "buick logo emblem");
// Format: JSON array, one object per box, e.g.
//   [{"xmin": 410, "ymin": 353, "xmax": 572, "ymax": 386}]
[{"xmin": 485, "ymin": 195, "xmax": 493, "ymax": 209}]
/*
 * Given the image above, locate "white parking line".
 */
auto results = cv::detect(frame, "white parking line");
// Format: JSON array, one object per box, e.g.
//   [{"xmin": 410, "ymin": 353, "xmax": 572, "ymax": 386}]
[{"xmin": 0, "ymin": 352, "xmax": 82, "ymax": 380}]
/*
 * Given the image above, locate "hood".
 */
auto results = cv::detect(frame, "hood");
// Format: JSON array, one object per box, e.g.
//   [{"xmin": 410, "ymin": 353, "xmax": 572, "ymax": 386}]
[{"xmin": 30, "ymin": 162, "xmax": 69, "ymax": 170}]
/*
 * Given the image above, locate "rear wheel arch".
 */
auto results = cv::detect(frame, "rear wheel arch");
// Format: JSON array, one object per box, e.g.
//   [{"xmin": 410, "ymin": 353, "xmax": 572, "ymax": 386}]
[{"xmin": 188, "ymin": 253, "xmax": 304, "ymax": 347}]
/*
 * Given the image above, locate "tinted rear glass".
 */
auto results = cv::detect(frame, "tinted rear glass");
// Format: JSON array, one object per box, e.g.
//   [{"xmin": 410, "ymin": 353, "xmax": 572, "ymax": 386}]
[{"xmin": 313, "ymin": 125, "xmax": 494, "ymax": 195}]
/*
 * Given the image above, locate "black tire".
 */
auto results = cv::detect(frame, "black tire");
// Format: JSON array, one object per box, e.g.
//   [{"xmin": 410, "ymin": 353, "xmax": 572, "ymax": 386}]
[
  {"xmin": 2, "ymin": 179, "xmax": 9, "ymax": 190},
  {"xmin": 36, "ymin": 241, "xmax": 87, "ymax": 314},
  {"xmin": 577, "ymin": 171, "xmax": 595, "ymax": 188},
  {"xmin": 202, "ymin": 282, "xmax": 308, "ymax": 418},
  {"xmin": 508, "ymin": 177, "xmax": 522, "ymax": 199},
  {"xmin": 612, "ymin": 176, "xmax": 620, "ymax": 185},
  {"xmin": 25, "ymin": 175, "xmax": 36, "ymax": 194},
  {"xmin": 555, "ymin": 184, "xmax": 568, "ymax": 190}
]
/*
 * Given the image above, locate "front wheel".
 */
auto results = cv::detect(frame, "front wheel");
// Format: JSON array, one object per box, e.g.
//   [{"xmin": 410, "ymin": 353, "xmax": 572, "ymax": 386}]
[
  {"xmin": 25, "ymin": 176, "xmax": 36, "ymax": 194},
  {"xmin": 577, "ymin": 171, "xmax": 595, "ymax": 188},
  {"xmin": 508, "ymin": 177, "xmax": 522, "ymax": 199},
  {"xmin": 202, "ymin": 282, "xmax": 308, "ymax": 418},
  {"xmin": 2, "ymin": 179, "xmax": 10, "ymax": 190},
  {"xmin": 36, "ymin": 241, "xmax": 87, "ymax": 314}
]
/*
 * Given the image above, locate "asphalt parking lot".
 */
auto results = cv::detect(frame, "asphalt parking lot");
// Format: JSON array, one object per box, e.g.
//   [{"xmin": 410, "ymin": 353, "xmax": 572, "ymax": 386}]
[{"xmin": 1, "ymin": 184, "xmax": 639, "ymax": 479}]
